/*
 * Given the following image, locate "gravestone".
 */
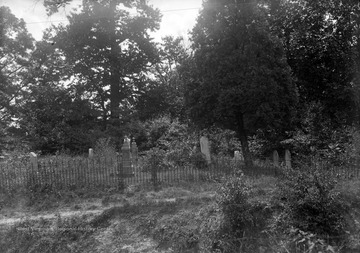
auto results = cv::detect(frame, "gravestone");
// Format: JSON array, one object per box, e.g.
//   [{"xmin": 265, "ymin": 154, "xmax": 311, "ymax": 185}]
[
  {"xmin": 200, "ymin": 136, "xmax": 211, "ymax": 164},
  {"xmin": 234, "ymin": 150, "xmax": 243, "ymax": 162},
  {"xmin": 30, "ymin": 152, "xmax": 38, "ymax": 170},
  {"xmin": 121, "ymin": 137, "xmax": 133, "ymax": 177},
  {"xmin": 285, "ymin": 149, "xmax": 291, "ymax": 169},
  {"xmin": 273, "ymin": 150, "xmax": 279, "ymax": 167},
  {"xmin": 88, "ymin": 148, "xmax": 94, "ymax": 158}
]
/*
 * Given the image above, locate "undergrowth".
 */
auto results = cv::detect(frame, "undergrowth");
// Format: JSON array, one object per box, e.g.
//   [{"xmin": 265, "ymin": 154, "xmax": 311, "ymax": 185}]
[{"xmin": 0, "ymin": 169, "xmax": 359, "ymax": 253}]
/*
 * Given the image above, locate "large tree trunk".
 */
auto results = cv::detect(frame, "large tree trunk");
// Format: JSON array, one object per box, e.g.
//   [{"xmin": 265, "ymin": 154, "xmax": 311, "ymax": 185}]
[
  {"xmin": 109, "ymin": 0, "xmax": 120, "ymax": 121},
  {"xmin": 237, "ymin": 113, "xmax": 253, "ymax": 167}
]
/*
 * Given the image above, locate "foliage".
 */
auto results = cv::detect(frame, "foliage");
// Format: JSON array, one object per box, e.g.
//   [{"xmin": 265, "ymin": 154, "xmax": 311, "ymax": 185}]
[
  {"xmin": 94, "ymin": 137, "xmax": 117, "ymax": 159},
  {"xmin": 207, "ymin": 174, "xmax": 272, "ymax": 252},
  {"xmin": 19, "ymin": 85, "xmax": 97, "ymax": 154},
  {"xmin": 51, "ymin": 0, "xmax": 161, "ymax": 122},
  {"xmin": 141, "ymin": 115, "xmax": 173, "ymax": 150},
  {"xmin": 201, "ymin": 126, "xmax": 242, "ymax": 156},
  {"xmin": 138, "ymin": 116, "xmax": 205, "ymax": 169},
  {"xmin": 270, "ymin": 0, "xmax": 360, "ymax": 127},
  {"xmin": 271, "ymin": 167, "xmax": 348, "ymax": 240},
  {"xmin": 216, "ymin": 175, "xmax": 253, "ymax": 236},
  {"xmin": 266, "ymin": 227, "xmax": 342, "ymax": 253},
  {"xmin": 136, "ymin": 36, "xmax": 189, "ymax": 121},
  {"xmin": 281, "ymin": 110, "xmax": 355, "ymax": 167},
  {"xmin": 0, "ymin": 6, "xmax": 34, "ymax": 152},
  {"xmin": 141, "ymin": 147, "xmax": 166, "ymax": 173},
  {"xmin": 186, "ymin": 0, "xmax": 298, "ymax": 166}
]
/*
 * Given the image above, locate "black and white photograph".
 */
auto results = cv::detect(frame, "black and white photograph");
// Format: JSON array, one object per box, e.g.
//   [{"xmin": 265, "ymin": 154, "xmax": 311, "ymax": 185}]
[{"xmin": 0, "ymin": 0, "xmax": 359, "ymax": 252}]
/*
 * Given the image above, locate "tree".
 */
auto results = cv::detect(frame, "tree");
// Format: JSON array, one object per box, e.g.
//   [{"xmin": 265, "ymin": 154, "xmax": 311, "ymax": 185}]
[
  {"xmin": 269, "ymin": 0, "xmax": 360, "ymax": 127},
  {"xmin": 20, "ymin": 85, "xmax": 98, "ymax": 154},
  {"xmin": 135, "ymin": 36, "xmax": 189, "ymax": 121},
  {"xmin": 17, "ymin": 34, "xmax": 99, "ymax": 154},
  {"xmin": 0, "ymin": 7, "xmax": 34, "ymax": 151},
  {"xmin": 50, "ymin": 0, "xmax": 161, "ymax": 126},
  {"xmin": 186, "ymin": 0, "xmax": 298, "ymax": 166}
]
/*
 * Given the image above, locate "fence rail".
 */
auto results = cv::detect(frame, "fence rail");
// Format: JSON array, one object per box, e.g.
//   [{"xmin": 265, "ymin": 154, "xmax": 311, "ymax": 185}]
[{"xmin": 0, "ymin": 155, "xmax": 358, "ymax": 194}]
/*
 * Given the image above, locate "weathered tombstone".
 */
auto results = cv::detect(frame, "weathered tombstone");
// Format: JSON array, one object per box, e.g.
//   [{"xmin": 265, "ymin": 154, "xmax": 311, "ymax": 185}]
[
  {"xmin": 88, "ymin": 148, "xmax": 94, "ymax": 159},
  {"xmin": 273, "ymin": 150, "xmax": 279, "ymax": 167},
  {"xmin": 200, "ymin": 136, "xmax": 211, "ymax": 164},
  {"xmin": 234, "ymin": 150, "xmax": 243, "ymax": 162},
  {"xmin": 131, "ymin": 138, "xmax": 138, "ymax": 169},
  {"xmin": 285, "ymin": 149, "xmax": 291, "ymax": 169},
  {"xmin": 30, "ymin": 152, "xmax": 38, "ymax": 170},
  {"xmin": 121, "ymin": 137, "xmax": 133, "ymax": 177}
]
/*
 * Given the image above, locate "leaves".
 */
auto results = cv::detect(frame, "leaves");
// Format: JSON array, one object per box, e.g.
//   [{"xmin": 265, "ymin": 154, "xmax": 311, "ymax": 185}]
[
  {"xmin": 49, "ymin": 0, "xmax": 161, "ymax": 120},
  {"xmin": 270, "ymin": 0, "xmax": 360, "ymax": 126},
  {"xmin": 185, "ymin": 0, "xmax": 298, "ymax": 165}
]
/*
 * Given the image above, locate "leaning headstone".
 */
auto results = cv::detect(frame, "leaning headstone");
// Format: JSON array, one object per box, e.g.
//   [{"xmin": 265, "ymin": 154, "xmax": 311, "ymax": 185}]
[
  {"xmin": 88, "ymin": 148, "xmax": 94, "ymax": 158},
  {"xmin": 200, "ymin": 136, "xmax": 211, "ymax": 164},
  {"xmin": 285, "ymin": 149, "xmax": 291, "ymax": 169},
  {"xmin": 273, "ymin": 150, "xmax": 279, "ymax": 167},
  {"xmin": 121, "ymin": 137, "xmax": 133, "ymax": 177}
]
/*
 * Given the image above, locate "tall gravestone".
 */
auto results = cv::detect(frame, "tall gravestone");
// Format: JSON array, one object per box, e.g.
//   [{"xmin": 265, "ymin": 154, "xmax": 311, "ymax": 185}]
[
  {"xmin": 200, "ymin": 136, "xmax": 211, "ymax": 164},
  {"xmin": 88, "ymin": 148, "xmax": 94, "ymax": 159},
  {"xmin": 121, "ymin": 137, "xmax": 133, "ymax": 177},
  {"xmin": 273, "ymin": 150, "xmax": 279, "ymax": 167},
  {"xmin": 30, "ymin": 152, "xmax": 38, "ymax": 170},
  {"xmin": 285, "ymin": 149, "xmax": 291, "ymax": 169}
]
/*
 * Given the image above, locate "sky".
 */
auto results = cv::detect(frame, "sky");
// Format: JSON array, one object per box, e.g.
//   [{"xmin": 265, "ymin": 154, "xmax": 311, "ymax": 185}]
[{"xmin": 0, "ymin": 0, "xmax": 203, "ymax": 43}]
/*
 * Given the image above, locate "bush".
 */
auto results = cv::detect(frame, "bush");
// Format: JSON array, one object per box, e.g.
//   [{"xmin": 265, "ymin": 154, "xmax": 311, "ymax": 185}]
[
  {"xmin": 217, "ymin": 175, "xmax": 252, "ymax": 235},
  {"xmin": 207, "ymin": 174, "xmax": 272, "ymax": 252},
  {"xmin": 141, "ymin": 148, "xmax": 167, "ymax": 172},
  {"xmin": 271, "ymin": 167, "xmax": 348, "ymax": 241},
  {"xmin": 94, "ymin": 137, "xmax": 117, "ymax": 159},
  {"xmin": 189, "ymin": 151, "xmax": 208, "ymax": 170},
  {"xmin": 266, "ymin": 227, "xmax": 342, "ymax": 253},
  {"xmin": 201, "ymin": 126, "xmax": 241, "ymax": 156}
]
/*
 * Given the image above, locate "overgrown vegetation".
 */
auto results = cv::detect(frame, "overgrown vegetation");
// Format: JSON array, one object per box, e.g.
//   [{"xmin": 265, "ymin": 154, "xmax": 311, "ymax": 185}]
[
  {"xmin": 1, "ymin": 166, "xmax": 359, "ymax": 253},
  {"xmin": 1, "ymin": 0, "xmax": 360, "ymax": 252}
]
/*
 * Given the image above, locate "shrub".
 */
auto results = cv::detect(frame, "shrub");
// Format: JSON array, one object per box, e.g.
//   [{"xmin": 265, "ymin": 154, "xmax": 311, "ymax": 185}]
[
  {"xmin": 209, "ymin": 174, "xmax": 272, "ymax": 252},
  {"xmin": 201, "ymin": 126, "xmax": 241, "ymax": 156},
  {"xmin": 141, "ymin": 148, "xmax": 167, "ymax": 189},
  {"xmin": 141, "ymin": 148, "xmax": 167, "ymax": 172},
  {"xmin": 266, "ymin": 227, "xmax": 342, "ymax": 253},
  {"xmin": 271, "ymin": 167, "xmax": 348, "ymax": 241},
  {"xmin": 189, "ymin": 151, "xmax": 208, "ymax": 170},
  {"xmin": 94, "ymin": 137, "xmax": 117, "ymax": 159}
]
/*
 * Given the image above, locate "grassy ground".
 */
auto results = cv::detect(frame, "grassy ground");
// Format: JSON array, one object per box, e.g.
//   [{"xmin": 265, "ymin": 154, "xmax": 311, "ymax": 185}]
[{"xmin": 0, "ymin": 175, "xmax": 359, "ymax": 252}]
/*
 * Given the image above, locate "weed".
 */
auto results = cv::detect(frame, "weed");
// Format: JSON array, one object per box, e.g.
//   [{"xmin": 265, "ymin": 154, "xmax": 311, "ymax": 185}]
[{"xmin": 270, "ymin": 167, "xmax": 349, "ymax": 245}]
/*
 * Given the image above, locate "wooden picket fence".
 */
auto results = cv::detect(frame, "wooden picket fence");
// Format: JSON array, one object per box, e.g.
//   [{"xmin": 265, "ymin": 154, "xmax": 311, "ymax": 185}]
[
  {"xmin": 0, "ymin": 155, "xmax": 234, "ymax": 194},
  {"xmin": 0, "ymin": 154, "xmax": 358, "ymax": 194}
]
